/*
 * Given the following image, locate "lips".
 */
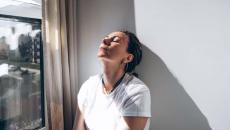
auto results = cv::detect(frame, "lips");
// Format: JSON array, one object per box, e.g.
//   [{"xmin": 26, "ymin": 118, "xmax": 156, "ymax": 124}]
[
  {"xmin": 100, "ymin": 46, "xmax": 108, "ymax": 51},
  {"xmin": 98, "ymin": 46, "xmax": 109, "ymax": 57},
  {"xmin": 101, "ymin": 48, "xmax": 109, "ymax": 54},
  {"xmin": 99, "ymin": 44, "xmax": 109, "ymax": 52}
]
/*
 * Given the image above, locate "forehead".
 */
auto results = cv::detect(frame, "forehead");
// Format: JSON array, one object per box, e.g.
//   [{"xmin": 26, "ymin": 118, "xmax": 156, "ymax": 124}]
[{"xmin": 107, "ymin": 32, "xmax": 128, "ymax": 42}]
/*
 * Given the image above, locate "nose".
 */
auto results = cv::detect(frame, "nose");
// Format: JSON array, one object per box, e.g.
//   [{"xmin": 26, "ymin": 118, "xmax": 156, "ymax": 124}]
[{"xmin": 102, "ymin": 38, "xmax": 111, "ymax": 46}]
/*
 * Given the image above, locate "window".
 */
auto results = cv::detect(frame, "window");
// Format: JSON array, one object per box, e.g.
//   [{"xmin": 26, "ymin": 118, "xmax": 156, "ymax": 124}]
[{"xmin": 0, "ymin": 14, "xmax": 45, "ymax": 130}]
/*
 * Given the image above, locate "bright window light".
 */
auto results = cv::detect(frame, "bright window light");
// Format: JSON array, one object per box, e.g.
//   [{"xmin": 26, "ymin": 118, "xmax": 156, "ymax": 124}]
[
  {"xmin": 0, "ymin": 0, "xmax": 40, "ymax": 8},
  {"xmin": 0, "ymin": 63, "xmax": 8, "ymax": 77}
]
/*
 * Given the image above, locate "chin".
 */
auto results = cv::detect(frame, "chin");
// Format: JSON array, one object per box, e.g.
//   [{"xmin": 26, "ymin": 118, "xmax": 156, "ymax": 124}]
[{"xmin": 98, "ymin": 56, "xmax": 112, "ymax": 63}]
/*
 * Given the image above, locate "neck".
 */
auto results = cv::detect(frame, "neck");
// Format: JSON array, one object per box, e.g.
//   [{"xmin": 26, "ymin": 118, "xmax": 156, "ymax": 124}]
[{"xmin": 102, "ymin": 62, "xmax": 125, "ymax": 92}]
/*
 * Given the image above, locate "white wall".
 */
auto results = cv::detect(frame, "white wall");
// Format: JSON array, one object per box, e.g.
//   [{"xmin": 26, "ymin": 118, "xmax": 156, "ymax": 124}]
[
  {"xmin": 134, "ymin": 0, "xmax": 230, "ymax": 130},
  {"xmin": 77, "ymin": 0, "xmax": 136, "ymax": 86}
]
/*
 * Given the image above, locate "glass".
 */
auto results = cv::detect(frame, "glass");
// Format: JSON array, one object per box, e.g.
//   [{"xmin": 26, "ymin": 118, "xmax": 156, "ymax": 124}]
[{"xmin": 0, "ymin": 15, "xmax": 44, "ymax": 130}]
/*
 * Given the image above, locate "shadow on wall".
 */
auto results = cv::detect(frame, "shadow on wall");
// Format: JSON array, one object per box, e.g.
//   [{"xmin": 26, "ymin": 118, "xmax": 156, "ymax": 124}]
[{"xmin": 135, "ymin": 45, "xmax": 211, "ymax": 130}]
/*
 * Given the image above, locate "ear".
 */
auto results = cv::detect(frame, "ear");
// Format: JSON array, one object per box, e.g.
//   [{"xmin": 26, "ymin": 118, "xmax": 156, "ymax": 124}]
[{"xmin": 124, "ymin": 53, "xmax": 134, "ymax": 64}]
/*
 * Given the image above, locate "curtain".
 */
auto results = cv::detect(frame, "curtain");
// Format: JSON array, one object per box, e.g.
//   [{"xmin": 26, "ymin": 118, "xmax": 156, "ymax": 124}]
[{"xmin": 42, "ymin": 0, "xmax": 78, "ymax": 130}]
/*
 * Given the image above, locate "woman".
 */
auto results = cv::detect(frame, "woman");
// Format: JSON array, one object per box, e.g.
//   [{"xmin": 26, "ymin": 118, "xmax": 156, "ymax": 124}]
[{"xmin": 76, "ymin": 31, "xmax": 151, "ymax": 130}]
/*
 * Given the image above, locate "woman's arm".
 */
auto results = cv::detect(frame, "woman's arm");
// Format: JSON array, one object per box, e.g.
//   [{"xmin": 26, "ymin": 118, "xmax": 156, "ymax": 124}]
[
  {"xmin": 121, "ymin": 116, "xmax": 148, "ymax": 130},
  {"xmin": 75, "ymin": 106, "xmax": 87, "ymax": 130}
]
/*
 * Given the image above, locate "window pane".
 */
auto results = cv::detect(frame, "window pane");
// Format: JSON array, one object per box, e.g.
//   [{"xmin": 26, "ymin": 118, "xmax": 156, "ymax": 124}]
[{"xmin": 0, "ymin": 16, "xmax": 44, "ymax": 130}]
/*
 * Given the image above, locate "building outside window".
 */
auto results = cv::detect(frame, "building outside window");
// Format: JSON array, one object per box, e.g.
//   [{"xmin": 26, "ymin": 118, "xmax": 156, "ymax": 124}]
[{"xmin": 0, "ymin": 0, "xmax": 45, "ymax": 130}]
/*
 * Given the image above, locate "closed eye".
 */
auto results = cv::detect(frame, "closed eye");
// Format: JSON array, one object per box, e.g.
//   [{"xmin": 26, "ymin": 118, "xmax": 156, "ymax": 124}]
[{"xmin": 112, "ymin": 37, "xmax": 121, "ymax": 43}]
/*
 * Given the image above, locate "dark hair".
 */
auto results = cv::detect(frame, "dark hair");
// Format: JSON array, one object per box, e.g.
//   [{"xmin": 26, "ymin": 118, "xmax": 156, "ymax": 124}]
[{"xmin": 121, "ymin": 31, "xmax": 142, "ymax": 76}]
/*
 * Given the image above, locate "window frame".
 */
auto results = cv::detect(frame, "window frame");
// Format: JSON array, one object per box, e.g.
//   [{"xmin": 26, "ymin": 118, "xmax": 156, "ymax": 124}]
[{"xmin": 0, "ymin": 13, "xmax": 47, "ymax": 130}]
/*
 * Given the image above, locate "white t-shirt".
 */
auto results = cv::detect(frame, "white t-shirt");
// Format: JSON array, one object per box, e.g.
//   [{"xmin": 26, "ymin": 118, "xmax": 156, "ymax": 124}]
[{"xmin": 78, "ymin": 73, "xmax": 151, "ymax": 130}]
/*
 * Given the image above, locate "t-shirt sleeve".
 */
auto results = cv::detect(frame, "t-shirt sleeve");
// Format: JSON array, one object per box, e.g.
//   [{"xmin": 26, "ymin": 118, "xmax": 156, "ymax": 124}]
[
  {"xmin": 77, "ymin": 82, "xmax": 88, "ymax": 113},
  {"xmin": 121, "ymin": 89, "xmax": 151, "ymax": 117}
]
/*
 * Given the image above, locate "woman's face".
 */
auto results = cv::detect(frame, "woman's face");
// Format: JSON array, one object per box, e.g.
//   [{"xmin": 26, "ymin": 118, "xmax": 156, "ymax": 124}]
[{"xmin": 97, "ymin": 31, "xmax": 133, "ymax": 65}]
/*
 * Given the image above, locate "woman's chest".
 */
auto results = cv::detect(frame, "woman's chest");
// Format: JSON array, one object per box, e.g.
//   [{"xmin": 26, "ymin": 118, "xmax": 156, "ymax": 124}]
[{"xmin": 84, "ymin": 93, "xmax": 122, "ymax": 130}]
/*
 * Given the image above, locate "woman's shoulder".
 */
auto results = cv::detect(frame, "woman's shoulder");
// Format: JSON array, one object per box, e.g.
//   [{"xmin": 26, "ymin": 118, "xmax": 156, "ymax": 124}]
[
  {"xmin": 88, "ymin": 73, "xmax": 102, "ymax": 81},
  {"xmin": 81, "ymin": 73, "xmax": 102, "ymax": 87},
  {"xmin": 124, "ymin": 73, "xmax": 150, "ymax": 93},
  {"xmin": 78, "ymin": 74, "xmax": 102, "ymax": 98}
]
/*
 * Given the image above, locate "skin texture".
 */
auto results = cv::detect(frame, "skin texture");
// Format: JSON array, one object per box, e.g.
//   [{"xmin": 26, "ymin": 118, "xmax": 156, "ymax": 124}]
[
  {"xmin": 76, "ymin": 106, "xmax": 87, "ymax": 130},
  {"xmin": 76, "ymin": 32, "xmax": 148, "ymax": 130}
]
